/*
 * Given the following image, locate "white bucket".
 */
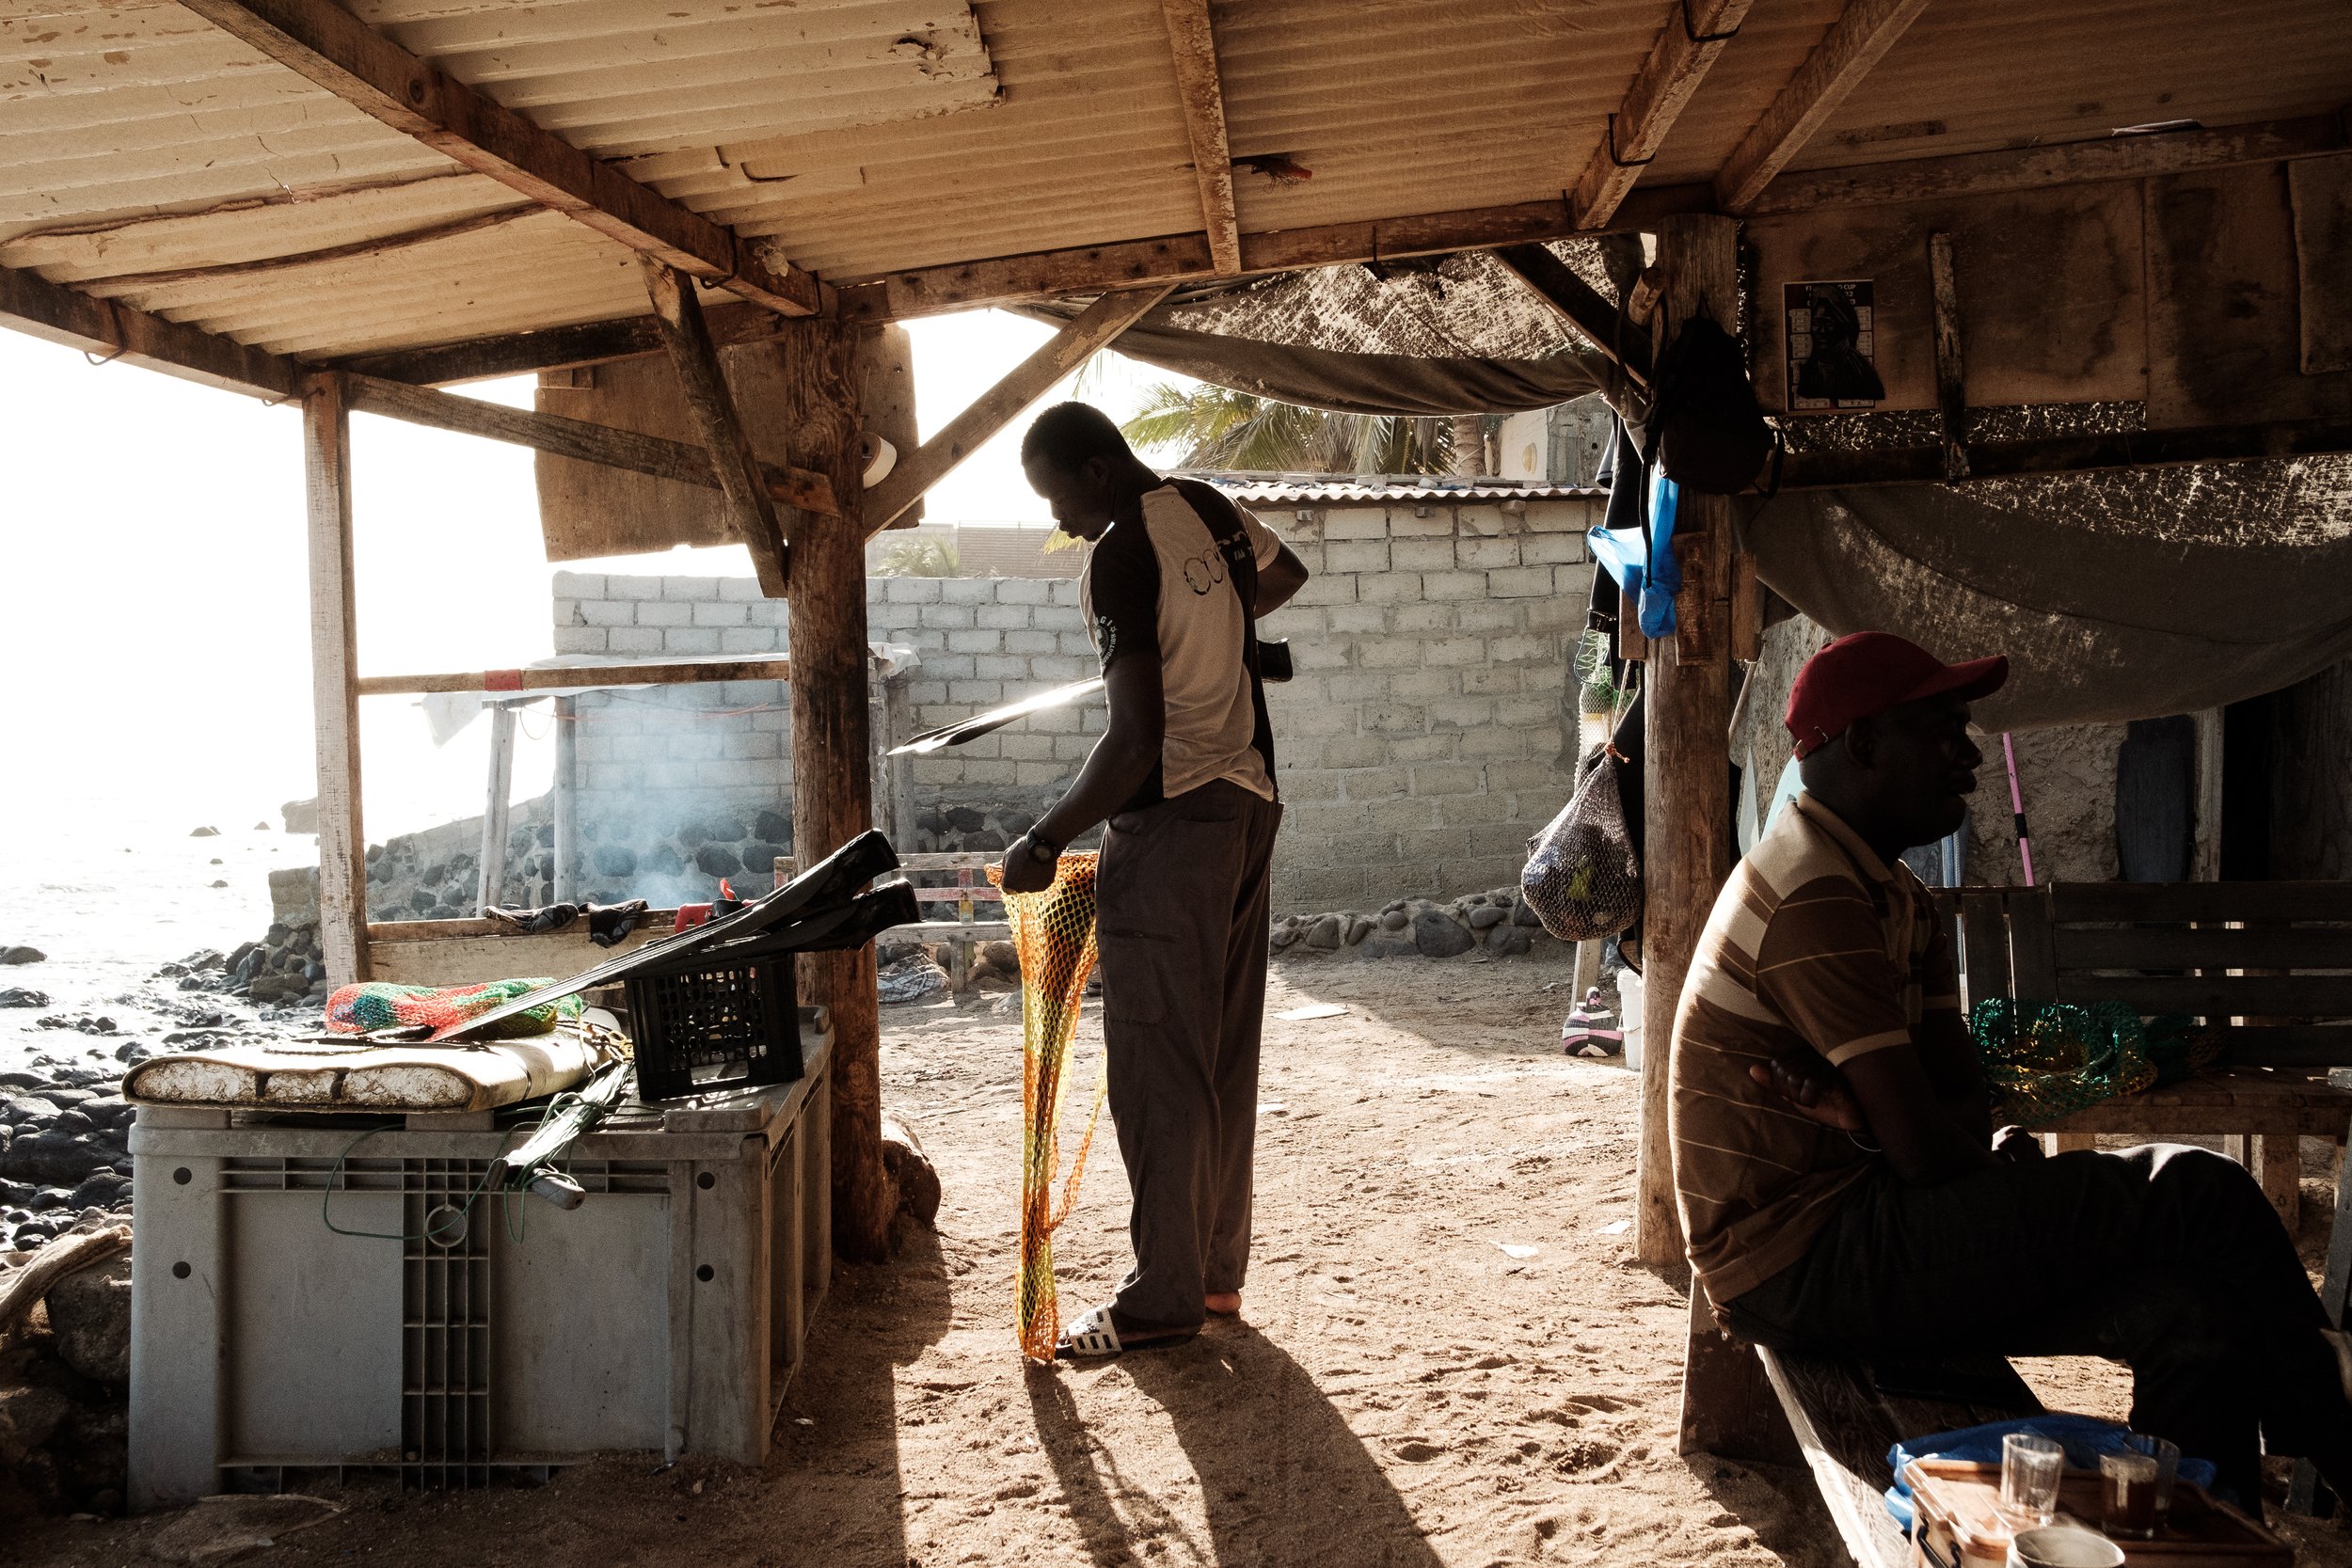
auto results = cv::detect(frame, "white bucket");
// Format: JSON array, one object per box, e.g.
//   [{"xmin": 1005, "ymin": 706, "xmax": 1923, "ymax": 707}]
[{"xmin": 1615, "ymin": 967, "xmax": 1645, "ymax": 1072}]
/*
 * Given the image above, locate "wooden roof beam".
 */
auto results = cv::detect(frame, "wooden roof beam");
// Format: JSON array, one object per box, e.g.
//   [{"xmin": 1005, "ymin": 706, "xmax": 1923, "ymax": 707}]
[
  {"xmin": 342, "ymin": 372, "xmax": 837, "ymax": 517},
  {"xmin": 1569, "ymin": 0, "xmax": 1755, "ymax": 229},
  {"xmin": 841, "ymin": 186, "xmax": 1705, "ymax": 322},
  {"xmin": 1714, "ymin": 0, "xmax": 1934, "ymax": 212},
  {"xmin": 0, "ymin": 261, "xmax": 299, "ymax": 401},
  {"xmin": 1159, "ymin": 0, "xmax": 1242, "ymax": 277},
  {"xmin": 1493, "ymin": 245, "xmax": 1652, "ymax": 390},
  {"xmin": 866, "ymin": 284, "xmax": 1175, "ymax": 535},
  {"xmin": 176, "ymin": 0, "xmax": 818, "ymax": 318}
]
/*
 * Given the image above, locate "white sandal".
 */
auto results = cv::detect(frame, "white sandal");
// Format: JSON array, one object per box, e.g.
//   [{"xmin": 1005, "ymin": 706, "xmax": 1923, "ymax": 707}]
[{"xmin": 1055, "ymin": 1303, "xmax": 1195, "ymax": 1359}]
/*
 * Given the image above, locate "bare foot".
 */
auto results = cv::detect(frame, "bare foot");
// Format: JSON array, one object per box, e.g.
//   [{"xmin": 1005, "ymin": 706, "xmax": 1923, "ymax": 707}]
[{"xmin": 1205, "ymin": 1291, "xmax": 1242, "ymax": 1317}]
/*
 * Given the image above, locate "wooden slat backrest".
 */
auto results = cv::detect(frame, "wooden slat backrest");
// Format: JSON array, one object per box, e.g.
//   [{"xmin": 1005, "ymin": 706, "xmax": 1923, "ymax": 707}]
[{"xmin": 1938, "ymin": 881, "xmax": 2352, "ymax": 1065}]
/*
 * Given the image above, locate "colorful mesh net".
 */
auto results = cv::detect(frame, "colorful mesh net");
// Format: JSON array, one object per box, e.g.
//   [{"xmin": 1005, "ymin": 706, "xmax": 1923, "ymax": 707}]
[
  {"xmin": 1970, "ymin": 999, "xmax": 2217, "ymax": 1127},
  {"xmin": 326, "ymin": 978, "xmax": 584, "ymax": 1040},
  {"xmin": 990, "ymin": 853, "xmax": 1105, "ymax": 1362}
]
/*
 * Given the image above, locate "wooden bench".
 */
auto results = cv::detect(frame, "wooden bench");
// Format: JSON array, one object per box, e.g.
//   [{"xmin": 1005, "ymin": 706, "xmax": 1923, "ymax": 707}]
[
  {"xmin": 1936, "ymin": 880, "xmax": 2352, "ymax": 1239},
  {"xmin": 1681, "ymin": 880, "xmax": 2352, "ymax": 1554}
]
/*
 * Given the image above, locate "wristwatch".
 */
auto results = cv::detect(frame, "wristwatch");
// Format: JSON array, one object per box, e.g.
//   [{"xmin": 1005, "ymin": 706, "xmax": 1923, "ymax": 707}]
[{"xmin": 1024, "ymin": 831, "xmax": 1062, "ymax": 865}]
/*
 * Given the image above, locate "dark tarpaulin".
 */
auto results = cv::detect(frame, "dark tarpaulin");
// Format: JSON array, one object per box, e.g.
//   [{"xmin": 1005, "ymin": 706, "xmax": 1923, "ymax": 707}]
[
  {"xmin": 1025, "ymin": 247, "xmax": 2351, "ymax": 730},
  {"xmin": 1747, "ymin": 459, "xmax": 2352, "ymax": 730},
  {"xmin": 1018, "ymin": 246, "xmax": 1614, "ymax": 416}
]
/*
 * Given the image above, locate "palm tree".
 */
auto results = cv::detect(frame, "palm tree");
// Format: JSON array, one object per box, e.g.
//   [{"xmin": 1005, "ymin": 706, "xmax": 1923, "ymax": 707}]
[{"xmin": 1119, "ymin": 383, "xmax": 1470, "ymax": 475}]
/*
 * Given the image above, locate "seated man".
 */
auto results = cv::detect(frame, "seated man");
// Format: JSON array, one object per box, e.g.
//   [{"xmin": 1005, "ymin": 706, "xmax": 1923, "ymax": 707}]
[{"xmin": 1670, "ymin": 630, "xmax": 2352, "ymax": 1514}]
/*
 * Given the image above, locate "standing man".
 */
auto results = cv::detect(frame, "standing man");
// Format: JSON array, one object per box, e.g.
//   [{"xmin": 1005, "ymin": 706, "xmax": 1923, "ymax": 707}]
[{"xmin": 999, "ymin": 403, "xmax": 1310, "ymax": 1357}]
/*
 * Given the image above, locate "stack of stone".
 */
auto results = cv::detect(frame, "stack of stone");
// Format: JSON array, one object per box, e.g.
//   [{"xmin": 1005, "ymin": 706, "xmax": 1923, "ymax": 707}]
[{"xmin": 1270, "ymin": 887, "xmax": 1554, "ymax": 961}]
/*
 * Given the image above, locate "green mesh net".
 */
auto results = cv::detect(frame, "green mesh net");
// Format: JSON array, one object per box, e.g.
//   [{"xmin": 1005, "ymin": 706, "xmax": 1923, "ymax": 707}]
[{"xmin": 1970, "ymin": 999, "xmax": 2221, "ymax": 1127}]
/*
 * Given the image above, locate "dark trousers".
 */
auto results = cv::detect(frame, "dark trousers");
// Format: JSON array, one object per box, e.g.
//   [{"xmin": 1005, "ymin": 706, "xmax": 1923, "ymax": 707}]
[
  {"xmin": 1094, "ymin": 780, "xmax": 1283, "ymax": 1331},
  {"xmin": 1723, "ymin": 1144, "xmax": 2352, "ymax": 1512}
]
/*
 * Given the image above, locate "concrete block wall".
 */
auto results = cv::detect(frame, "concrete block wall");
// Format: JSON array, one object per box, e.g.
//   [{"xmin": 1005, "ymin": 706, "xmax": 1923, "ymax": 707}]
[
  {"xmin": 549, "ymin": 493, "xmax": 1597, "ymax": 911},
  {"xmin": 1252, "ymin": 499, "xmax": 1596, "ymax": 910}
]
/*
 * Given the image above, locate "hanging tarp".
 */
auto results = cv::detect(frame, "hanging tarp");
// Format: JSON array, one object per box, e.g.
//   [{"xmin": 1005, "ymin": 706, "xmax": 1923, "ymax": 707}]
[
  {"xmin": 1748, "ymin": 458, "xmax": 2352, "ymax": 730},
  {"xmin": 1020, "ymin": 246, "xmax": 1615, "ymax": 417}
]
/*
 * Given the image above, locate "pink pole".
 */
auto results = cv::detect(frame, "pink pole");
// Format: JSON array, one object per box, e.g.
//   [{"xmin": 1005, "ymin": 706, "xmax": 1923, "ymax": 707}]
[{"xmin": 2001, "ymin": 731, "xmax": 2036, "ymax": 887}]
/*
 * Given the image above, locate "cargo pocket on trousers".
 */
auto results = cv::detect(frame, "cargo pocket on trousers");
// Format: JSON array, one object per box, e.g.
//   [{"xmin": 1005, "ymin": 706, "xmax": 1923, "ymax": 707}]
[{"xmin": 1097, "ymin": 927, "xmax": 1174, "ymax": 1027}]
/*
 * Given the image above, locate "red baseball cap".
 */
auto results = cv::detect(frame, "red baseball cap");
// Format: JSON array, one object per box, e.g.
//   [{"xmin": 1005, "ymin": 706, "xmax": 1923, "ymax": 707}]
[{"xmin": 1786, "ymin": 632, "xmax": 2009, "ymax": 759}]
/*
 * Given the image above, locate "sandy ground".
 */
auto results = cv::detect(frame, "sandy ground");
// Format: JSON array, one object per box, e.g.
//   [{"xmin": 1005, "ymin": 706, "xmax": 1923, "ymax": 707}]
[{"xmin": 18, "ymin": 952, "xmax": 2352, "ymax": 1567}]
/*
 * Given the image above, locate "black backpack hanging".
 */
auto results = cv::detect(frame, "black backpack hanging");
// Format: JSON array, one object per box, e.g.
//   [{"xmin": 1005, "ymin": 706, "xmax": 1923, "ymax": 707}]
[{"xmin": 1642, "ymin": 316, "xmax": 1778, "ymax": 496}]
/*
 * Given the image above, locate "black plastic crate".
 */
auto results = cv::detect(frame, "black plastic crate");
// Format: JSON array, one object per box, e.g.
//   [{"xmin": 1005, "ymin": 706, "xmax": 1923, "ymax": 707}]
[{"xmin": 626, "ymin": 954, "xmax": 802, "ymax": 1101}]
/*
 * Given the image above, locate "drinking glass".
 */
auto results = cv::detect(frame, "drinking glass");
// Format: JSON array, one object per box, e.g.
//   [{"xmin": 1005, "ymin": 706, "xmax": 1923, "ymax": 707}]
[
  {"xmin": 2001, "ymin": 1433, "xmax": 2065, "ymax": 1528},
  {"xmin": 2100, "ymin": 1451, "xmax": 2161, "ymax": 1539},
  {"xmin": 2123, "ymin": 1433, "xmax": 2180, "ymax": 1521}
]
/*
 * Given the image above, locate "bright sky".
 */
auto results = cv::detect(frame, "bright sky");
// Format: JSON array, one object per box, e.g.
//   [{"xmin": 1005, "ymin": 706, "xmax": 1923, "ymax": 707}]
[{"xmin": 0, "ymin": 311, "xmax": 1186, "ymax": 839}]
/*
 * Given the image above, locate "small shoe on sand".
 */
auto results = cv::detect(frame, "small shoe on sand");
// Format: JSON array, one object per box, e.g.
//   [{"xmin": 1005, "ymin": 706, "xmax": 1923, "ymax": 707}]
[
  {"xmin": 1057, "ymin": 1303, "xmax": 1197, "ymax": 1359},
  {"xmin": 1205, "ymin": 1292, "xmax": 1242, "ymax": 1318}
]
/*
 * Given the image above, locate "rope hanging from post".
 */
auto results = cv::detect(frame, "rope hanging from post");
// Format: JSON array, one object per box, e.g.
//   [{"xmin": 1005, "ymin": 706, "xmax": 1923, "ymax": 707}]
[{"xmin": 992, "ymin": 853, "xmax": 1107, "ymax": 1362}]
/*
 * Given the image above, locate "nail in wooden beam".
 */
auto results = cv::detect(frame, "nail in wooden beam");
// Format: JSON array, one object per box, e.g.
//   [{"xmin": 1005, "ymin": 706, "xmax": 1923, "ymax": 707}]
[
  {"xmin": 865, "ymin": 283, "xmax": 1175, "ymax": 535},
  {"xmin": 1494, "ymin": 245, "xmax": 1653, "ymax": 390},
  {"xmin": 341, "ymin": 372, "xmax": 836, "ymax": 518},
  {"xmin": 1569, "ymin": 0, "xmax": 1755, "ymax": 229},
  {"xmin": 178, "ymin": 0, "xmax": 818, "ymax": 318},
  {"xmin": 642, "ymin": 260, "xmax": 792, "ymax": 596},
  {"xmin": 1713, "ymin": 0, "xmax": 1934, "ymax": 212},
  {"xmin": 303, "ymin": 372, "xmax": 371, "ymax": 986},
  {"xmin": 1928, "ymin": 230, "xmax": 1970, "ymax": 480},
  {"xmin": 1158, "ymin": 0, "xmax": 1242, "ymax": 276}
]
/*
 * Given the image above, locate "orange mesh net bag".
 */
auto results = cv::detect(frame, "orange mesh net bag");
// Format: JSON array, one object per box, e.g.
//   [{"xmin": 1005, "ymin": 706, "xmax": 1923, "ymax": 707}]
[{"xmin": 989, "ymin": 853, "xmax": 1106, "ymax": 1362}]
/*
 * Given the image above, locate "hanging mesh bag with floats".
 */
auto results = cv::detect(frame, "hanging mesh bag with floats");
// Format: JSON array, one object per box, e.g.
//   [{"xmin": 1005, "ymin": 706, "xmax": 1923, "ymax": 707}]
[
  {"xmin": 1520, "ymin": 744, "xmax": 1644, "ymax": 942},
  {"xmin": 990, "ymin": 853, "xmax": 1108, "ymax": 1362}
]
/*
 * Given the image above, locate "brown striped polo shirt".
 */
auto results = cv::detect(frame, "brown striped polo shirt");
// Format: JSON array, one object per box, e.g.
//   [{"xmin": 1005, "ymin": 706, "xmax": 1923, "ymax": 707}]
[{"xmin": 1669, "ymin": 792, "xmax": 1962, "ymax": 1307}]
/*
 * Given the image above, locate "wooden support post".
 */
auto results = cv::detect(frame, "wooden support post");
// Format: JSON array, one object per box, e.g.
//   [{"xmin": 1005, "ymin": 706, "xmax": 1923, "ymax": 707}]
[
  {"xmin": 642, "ymin": 260, "xmax": 792, "ymax": 597},
  {"xmin": 1678, "ymin": 1289, "xmax": 1802, "ymax": 1462},
  {"xmin": 303, "ymin": 372, "xmax": 370, "ymax": 987},
  {"xmin": 1657, "ymin": 216, "xmax": 1784, "ymax": 1461},
  {"xmin": 1928, "ymin": 230, "xmax": 1970, "ymax": 480},
  {"xmin": 782, "ymin": 317, "xmax": 894, "ymax": 1261},
  {"xmin": 552, "ymin": 695, "xmax": 579, "ymax": 904},
  {"xmin": 476, "ymin": 703, "xmax": 517, "ymax": 914},
  {"xmin": 1642, "ymin": 213, "xmax": 1741, "ymax": 1271}
]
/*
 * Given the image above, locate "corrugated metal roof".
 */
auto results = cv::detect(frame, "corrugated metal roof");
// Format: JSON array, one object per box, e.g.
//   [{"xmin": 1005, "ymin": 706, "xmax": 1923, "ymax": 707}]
[
  {"xmin": 1, "ymin": 0, "xmax": 2345, "ymax": 364},
  {"xmin": 1184, "ymin": 471, "xmax": 1604, "ymax": 505}
]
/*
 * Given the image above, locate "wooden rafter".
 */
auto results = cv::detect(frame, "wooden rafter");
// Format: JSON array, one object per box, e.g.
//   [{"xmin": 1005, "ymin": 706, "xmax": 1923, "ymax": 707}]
[
  {"xmin": 1746, "ymin": 111, "xmax": 2350, "ymax": 213},
  {"xmin": 1492, "ymin": 245, "xmax": 1652, "ymax": 390},
  {"xmin": 841, "ymin": 188, "xmax": 1699, "ymax": 322},
  {"xmin": 342, "ymin": 373, "xmax": 837, "ymax": 515},
  {"xmin": 0, "ymin": 260, "xmax": 297, "ymax": 401},
  {"xmin": 1158, "ymin": 0, "xmax": 1242, "ymax": 276},
  {"xmin": 643, "ymin": 260, "xmax": 791, "ymax": 596},
  {"xmin": 0, "ymin": 257, "xmax": 837, "ymax": 513},
  {"xmin": 1714, "ymin": 0, "xmax": 1933, "ymax": 212},
  {"xmin": 865, "ymin": 284, "xmax": 1175, "ymax": 535},
  {"xmin": 175, "ymin": 0, "xmax": 818, "ymax": 318},
  {"xmin": 334, "ymin": 298, "xmax": 793, "ymax": 386},
  {"xmin": 1569, "ymin": 0, "xmax": 1755, "ymax": 229}
]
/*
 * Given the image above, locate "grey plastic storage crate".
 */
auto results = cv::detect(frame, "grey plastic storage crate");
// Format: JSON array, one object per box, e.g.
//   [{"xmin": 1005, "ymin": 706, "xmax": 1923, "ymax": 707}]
[{"xmin": 127, "ymin": 1010, "xmax": 833, "ymax": 1508}]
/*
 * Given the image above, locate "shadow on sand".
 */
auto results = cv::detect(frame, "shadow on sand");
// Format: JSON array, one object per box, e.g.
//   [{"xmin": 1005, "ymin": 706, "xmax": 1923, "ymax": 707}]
[
  {"xmin": 1025, "ymin": 1324, "xmax": 1446, "ymax": 1568},
  {"xmin": 754, "ymin": 1224, "xmax": 958, "ymax": 1564}
]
